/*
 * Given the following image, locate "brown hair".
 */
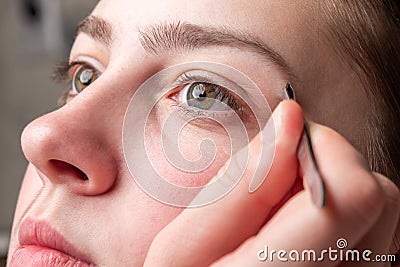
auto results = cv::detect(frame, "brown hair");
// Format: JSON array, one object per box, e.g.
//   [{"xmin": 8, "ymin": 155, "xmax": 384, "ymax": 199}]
[{"xmin": 320, "ymin": 0, "xmax": 400, "ymax": 187}]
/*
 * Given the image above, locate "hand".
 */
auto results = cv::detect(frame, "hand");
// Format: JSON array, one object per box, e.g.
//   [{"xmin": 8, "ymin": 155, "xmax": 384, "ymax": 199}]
[{"xmin": 144, "ymin": 100, "xmax": 400, "ymax": 267}]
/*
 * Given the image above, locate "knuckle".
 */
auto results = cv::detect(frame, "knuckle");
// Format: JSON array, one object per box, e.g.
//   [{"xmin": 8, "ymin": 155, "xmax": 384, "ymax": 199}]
[
  {"xmin": 373, "ymin": 172, "xmax": 400, "ymax": 214},
  {"xmin": 347, "ymin": 170, "xmax": 385, "ymax": 221}
]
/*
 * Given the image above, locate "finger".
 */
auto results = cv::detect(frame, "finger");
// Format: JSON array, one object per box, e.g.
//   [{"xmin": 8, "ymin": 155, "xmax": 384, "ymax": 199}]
[
  {"xmin": 339, "ymin": 173, "xmax": 400, "ymax": 267},
  {"xmin": 213, "ymin": 123, "xmax": 386, "ymax": 267},
  {"xmin": 144, "ymin": 100, "xmax": 304, "ymax": 266}
]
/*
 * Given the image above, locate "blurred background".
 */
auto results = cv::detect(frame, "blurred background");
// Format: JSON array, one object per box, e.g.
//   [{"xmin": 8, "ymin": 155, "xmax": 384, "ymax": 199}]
[{"xmin": 0, "ymin": 0, "xmax": 98, "ymax": 265}]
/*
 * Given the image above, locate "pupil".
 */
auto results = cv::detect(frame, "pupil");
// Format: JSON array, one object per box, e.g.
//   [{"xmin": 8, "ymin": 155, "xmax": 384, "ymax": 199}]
[
  {"xmin": 80, "ymin": 69, "xmax": 93, "ymax": 85},
  {"xmin": 192, "ymin": 84, "xmax": 207, "ymax": 101}
]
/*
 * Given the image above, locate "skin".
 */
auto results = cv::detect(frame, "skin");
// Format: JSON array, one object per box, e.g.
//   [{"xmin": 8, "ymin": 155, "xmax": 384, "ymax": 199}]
[{"xmin": 7, "ymin": 0, "xmax": 400, "ymax": 266}]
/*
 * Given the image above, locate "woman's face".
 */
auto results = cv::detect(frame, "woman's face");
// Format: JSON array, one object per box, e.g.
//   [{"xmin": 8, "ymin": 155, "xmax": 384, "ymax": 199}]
[{"xmin": 8, "ymin": 0, "xmax": 372, "ymax": 266}]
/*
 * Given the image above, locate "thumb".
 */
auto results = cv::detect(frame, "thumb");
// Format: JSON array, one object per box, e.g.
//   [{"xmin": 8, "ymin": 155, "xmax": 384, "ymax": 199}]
[{"xmin": 144, "ymin": 100, "xmax": 304, "ymax": 267}]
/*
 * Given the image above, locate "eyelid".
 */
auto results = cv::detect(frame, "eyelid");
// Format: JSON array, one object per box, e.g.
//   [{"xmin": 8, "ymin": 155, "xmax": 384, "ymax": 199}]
[
  {"xmin": 176, "ymin": 81, "xmax": 242, "ymax": 112},
  {"xmin": 69, "ymin": 61, "xmax": 103, "ymax": 81},
  {"xmin": 52, "ymin": 57, "xmax": 103, "ymax": 106},
  {"xmin": 69, "ymin": 62, "xmax": 84, "ymax": 79},
  {"xmin": 71, "ymin": 56, "xmax": 106, "ymax": 73},
  {"xmin": 163, "ymin": 70, "xmax": 250, "ymax": 100},
  {"xmin": 165, "ymin": 72, "xmax": 249, "ymax": 124},
  {"xmin": 52, "ymin": 60, "xmax": 101, "ymax": 84},
  {"xmin": 53, "ymin": 62, "xmax": 94, "ymax": 106}
]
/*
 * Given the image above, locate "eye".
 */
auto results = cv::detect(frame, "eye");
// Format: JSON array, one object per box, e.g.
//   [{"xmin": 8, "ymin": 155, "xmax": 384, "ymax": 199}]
[
  {"xmin": 72, "ymin": 65, "xmax": 99, "ymax": 93},
  {"xmin": 177, "ymin": 81, "xmax": 242, "ymax": 112},
  {"xmin": 182, "ymin": 82, "xmax": 218, "ymax": 110}
]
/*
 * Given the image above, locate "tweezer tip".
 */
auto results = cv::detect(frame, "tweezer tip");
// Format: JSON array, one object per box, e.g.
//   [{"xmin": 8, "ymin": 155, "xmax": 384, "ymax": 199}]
[
  {"xmin": 286, "ymin": 83, "xmax": 326, "ymax": 208},
  {"xmin": 285, "ymin": 83, "xmax": 296, "ymax": 101}
]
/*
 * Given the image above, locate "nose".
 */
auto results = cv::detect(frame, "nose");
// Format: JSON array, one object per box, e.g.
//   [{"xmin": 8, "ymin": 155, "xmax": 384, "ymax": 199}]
[{"xmin": 21, "ymin": 95, "xmax": 119, "ymax": 196}]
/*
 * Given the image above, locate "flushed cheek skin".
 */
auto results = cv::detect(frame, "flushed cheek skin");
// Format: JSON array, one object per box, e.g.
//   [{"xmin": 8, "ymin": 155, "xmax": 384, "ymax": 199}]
[
  {"xmin": 145, "ymin": 121, "xmax": 232, "ymax": 187},
  {"xmin": 144, "ymin": 99, "xmax": 259, "ymax": 187}
]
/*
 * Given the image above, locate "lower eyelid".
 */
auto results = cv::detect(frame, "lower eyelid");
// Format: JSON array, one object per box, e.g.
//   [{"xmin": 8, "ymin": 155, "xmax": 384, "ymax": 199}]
[
  {"xmin": 173, "ymin": 106, "xmax": 239, "ymax": 132},
  {"xmin": 166, "ymin": 97, "xmax": 251, "ymax": 126}
]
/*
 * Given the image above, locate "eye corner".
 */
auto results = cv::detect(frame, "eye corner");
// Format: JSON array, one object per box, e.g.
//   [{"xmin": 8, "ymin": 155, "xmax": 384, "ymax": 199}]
[{"xmin": 166, "ymin": 83, "xmax": 188, "ymax": 101}]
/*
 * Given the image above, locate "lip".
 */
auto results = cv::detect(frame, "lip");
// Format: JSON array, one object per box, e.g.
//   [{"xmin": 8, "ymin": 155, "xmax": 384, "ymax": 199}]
[{"xmin": 10, "ymin": 218, "xmax": 96, "ymax": 267}]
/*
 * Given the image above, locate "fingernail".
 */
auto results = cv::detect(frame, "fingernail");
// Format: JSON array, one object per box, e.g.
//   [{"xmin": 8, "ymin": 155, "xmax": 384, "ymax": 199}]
[
  {"xmin": 273, "ymin": 101, "xmax": 283, "ymax": 131},
  {"xmin": 248, "ymin": 102, "xmax": 280, "ymax": 193}
]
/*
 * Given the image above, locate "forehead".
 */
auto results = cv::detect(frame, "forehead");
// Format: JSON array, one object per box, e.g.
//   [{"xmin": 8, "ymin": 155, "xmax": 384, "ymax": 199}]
[
  {"xmin": 90, "ymin": 0, "xmax": 327, "ymax": 81},
  {"xmin": 91, "ymin": 0, "xmax": 318, "ymax": 43},
  {"xmin": 92, "ymin": 0, "xmax": 315, "ymax": 26}
]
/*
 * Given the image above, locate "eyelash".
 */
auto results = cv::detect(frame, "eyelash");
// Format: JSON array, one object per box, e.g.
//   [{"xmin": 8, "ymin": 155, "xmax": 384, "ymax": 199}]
[
  {"xmin": 52, "ymin": 61, "xmax": 244, "ymax": 118},
  {"xmin": 173, "ymin": 73, "xmax": 243, "ymax": 115}
]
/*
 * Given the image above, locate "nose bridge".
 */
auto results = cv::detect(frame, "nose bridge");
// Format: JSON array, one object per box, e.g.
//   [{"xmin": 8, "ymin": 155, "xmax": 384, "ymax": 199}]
[
  {"xmin": 19, "ymin": 67, "xmax": 142, "ymax": 195},
  {"xmin": 61, "ymin": 61, "xmax": 147, "ymax": 140},
  {"xmin": 71, "ymin": 70, "xmax": 132, "ymax": 122}
]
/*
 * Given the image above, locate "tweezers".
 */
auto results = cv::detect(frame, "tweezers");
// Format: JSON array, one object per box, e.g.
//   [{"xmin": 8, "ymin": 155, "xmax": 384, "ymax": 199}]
[{"xmin": 285, "ymin": 83, "xmax": 326, "ymax": 208}]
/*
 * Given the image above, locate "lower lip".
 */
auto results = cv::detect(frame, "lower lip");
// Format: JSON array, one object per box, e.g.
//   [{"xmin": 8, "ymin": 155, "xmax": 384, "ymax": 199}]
[{"xmin": 10, "ymin": 246, "xmax": 95, "ymax": 267}]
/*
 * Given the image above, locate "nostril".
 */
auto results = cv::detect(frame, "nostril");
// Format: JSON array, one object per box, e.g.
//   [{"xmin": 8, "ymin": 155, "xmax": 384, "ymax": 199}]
[{"xmin": 50, "ymin": 160, "xmax": 89, "ymax": 181}]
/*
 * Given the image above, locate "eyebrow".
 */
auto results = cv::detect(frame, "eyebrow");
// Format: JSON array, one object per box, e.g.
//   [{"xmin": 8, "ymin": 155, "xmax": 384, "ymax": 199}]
[
  {"xmin": 76, "ymin": 16, "xmax": 113, "ymax": 46},
  {"xmin": 76, "ymin": 15, "xmax": 294, "ymax": 78}
]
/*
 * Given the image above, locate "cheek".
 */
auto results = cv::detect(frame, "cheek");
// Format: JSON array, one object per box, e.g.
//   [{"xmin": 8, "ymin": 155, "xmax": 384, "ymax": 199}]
[
  {"xmin": 111, "ymin": 180, "xmax": 184, "ymax": 258},
  {"xmin": 140, "ymin": 98, "xmax": 261, "ymax": 188},
  {"xmin": 13, "ymin": 164, "xmax": 44, "ymax": 222},
  {"xmin": 9, "ymin": 164, "xmax": 43, "ymax": 253}
]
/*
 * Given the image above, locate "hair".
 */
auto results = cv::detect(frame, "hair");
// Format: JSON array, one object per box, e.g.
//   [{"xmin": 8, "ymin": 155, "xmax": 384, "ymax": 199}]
[{"xmin": 320, "ymin": 0, "xmax": 400, "ymax": 187}]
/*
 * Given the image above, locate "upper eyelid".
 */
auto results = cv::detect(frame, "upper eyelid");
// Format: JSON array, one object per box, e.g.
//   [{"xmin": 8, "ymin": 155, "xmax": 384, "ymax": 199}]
[
  {"xmin": 164, "ymin": 70, "xmax": 239, "ymax": 93},
  {"xmin": 172, "ymin": 72, "xmax": 244, "ymax": 111},
  {"xmin": 166, "ymin": 70, "xmax": 253, "ymax": 105},
  {"xmin": 175, "ymin": 69, "xmax": 268, "ymax": 119},
  {"xmin": 51, "ymin": 61, "xmax": 92, "ymax": 82},
  {"xmin": 181, "ymin": 83, "xmax": 242, "ymax": 111},
  {"xmin": 52, "ymin": 61, "xmax": 100, "ymax": 83},
  {"xmin": 70, "ymin": 61, "xmax": 100, "ymax": 77}
]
